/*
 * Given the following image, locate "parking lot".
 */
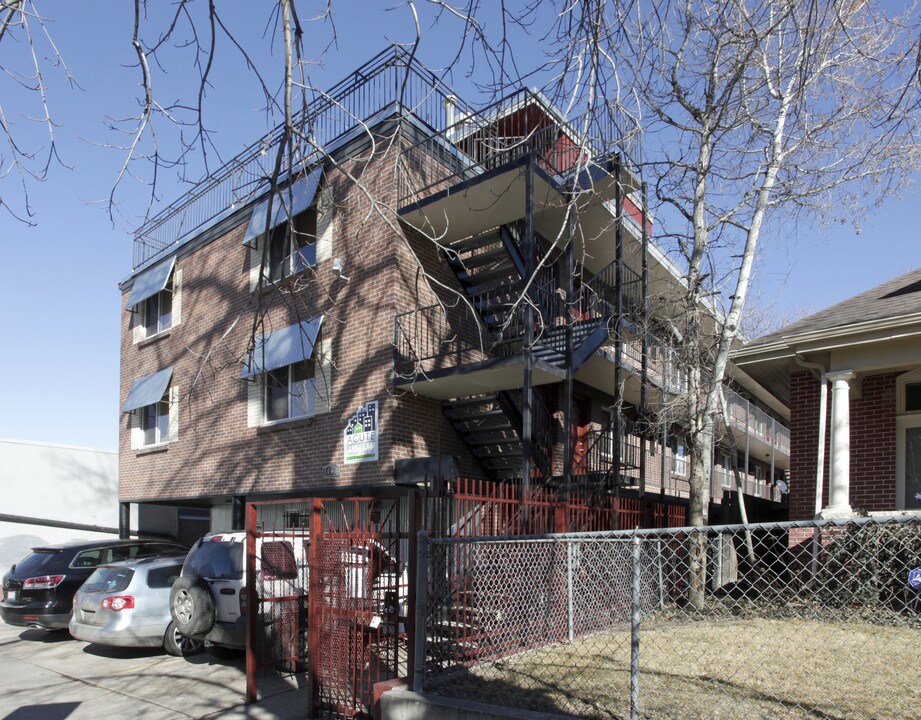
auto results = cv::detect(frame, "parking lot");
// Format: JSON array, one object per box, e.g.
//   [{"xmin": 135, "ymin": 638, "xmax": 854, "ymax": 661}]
[{"xmin": 0, "ymin": 623, "xmax": 306, "ymax": 720}]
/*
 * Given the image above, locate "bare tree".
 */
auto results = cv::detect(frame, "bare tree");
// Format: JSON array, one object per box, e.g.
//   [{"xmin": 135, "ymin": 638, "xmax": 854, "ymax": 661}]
[
  {"xmin": 3, "ymin": 4, "xmax": 919, "ymax": 581},
  {"xmin": 429, "ymin": 0, "xmax": 920, "ymax": 605}
]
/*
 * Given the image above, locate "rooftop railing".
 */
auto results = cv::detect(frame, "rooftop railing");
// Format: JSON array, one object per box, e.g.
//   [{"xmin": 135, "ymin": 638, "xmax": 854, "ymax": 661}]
[
  {"xmin": 132, "ymin": 46, "xmax": 469, "ymax": 270},
  {"xmin": 397, "ymin": 87, "xmax": 637, "ymax": 208}
]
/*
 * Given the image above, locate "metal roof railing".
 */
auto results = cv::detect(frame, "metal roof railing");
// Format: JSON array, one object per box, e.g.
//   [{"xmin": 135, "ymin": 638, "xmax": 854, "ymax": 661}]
[{"xmin": 132, "ymin": 45, "xmax": 468, "ymax": 271}]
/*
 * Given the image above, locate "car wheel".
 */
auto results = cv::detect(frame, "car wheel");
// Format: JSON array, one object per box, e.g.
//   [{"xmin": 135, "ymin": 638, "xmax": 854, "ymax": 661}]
[
  {"xmin": 163, "ymin": 619, "xmax": 203, "ymax": 657},
  {"xmin": 170, "ymin": 576, "xmax": 215, "ymax": 636}
]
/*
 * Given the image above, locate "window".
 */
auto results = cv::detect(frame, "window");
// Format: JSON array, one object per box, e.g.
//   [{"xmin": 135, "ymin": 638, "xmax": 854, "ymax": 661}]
[
  {"xmin": 244, "ymin": 167, "xmax": 331, "ymax": 291},
  {"xmin": 243, "ymin": 317, "xmax": 330, "ymax": 428},
  {"xmin": 672, "ymin": 442, "xmax": 689, "ymax": 476},
  {"xmin": 123, "ymin": 367, "xmax": 177, "ymax": 449},
  {"xmin": 141, "ymin": 392, "xmax": 170, "ymax": 446},
  {"xmin": 127, "ymin": 258, "xmax": 181, "ymax": 342},
  {"xmin": 146, "ymin": 564, "xmax": 183, "ymax": 589},
  {"xmin": 142, "ymin": 286, "xmax": 172, "ymax": 336},
  {"xmin": 897, "ymin": 370, "xmax": 921, "ymax": 509},
  {"xmin": 265, "ymin": 361, "xmax": 315, "ymax": 422},
  {"xmin": 721, "ymin": 454, "xmax": 733, "ymax": 488},
  {"xmin": 906, "ymin": 382, "xmax": 921, "ymax": 413},
  {"xmin": 266, "ymin": 210, "xmax": 318, "ymax": 283}
]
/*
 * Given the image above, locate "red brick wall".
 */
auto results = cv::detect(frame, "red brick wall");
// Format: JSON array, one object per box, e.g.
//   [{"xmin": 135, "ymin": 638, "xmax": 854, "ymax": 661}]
[
  {"xmin": 119, "ymin": 127, "xmax": 483, "ymax": 504},
  {"xmin": 789, "ymin": 372, "xmax": 825, "ymax": 521},
  {"xmin": 788, "ymin": 370, "xmax": 897, "ymax": 521},
  {"xmin": 849, "ymin": 373, "xmax": 897, "ymax": 511}
]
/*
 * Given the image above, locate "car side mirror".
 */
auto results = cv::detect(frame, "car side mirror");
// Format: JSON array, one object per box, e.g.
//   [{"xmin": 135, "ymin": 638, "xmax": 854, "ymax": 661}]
[{"xmin": 10, "ymin": 564, "xmax": 15, "ymax": 573}]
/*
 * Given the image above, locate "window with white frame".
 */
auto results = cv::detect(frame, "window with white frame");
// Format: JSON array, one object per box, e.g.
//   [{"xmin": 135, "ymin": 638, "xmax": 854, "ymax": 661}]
[
  {"xmin": 128, "ymin": 258, "xmax": 182, "ymax": 343},
  {"xmin": 123, "ymin": 367, "xmax": 178, "ymax": 449},
  {"xmin": 266, "ymin": 212, "xmax": 317, "ymax": 283},
  {"xmin": 896, "ymin": 370, "xmax": 921, "ymax": 509},
  {"xmin": 142, "ymin": 286, "xmax": 173, "ymax": 337},
  {"xmin": 754, "ymin": 464, "xmax": 765, "ymax": 494},
  {"xmin": 722, "ymin": 453, "xmax": 733, "ymax": 487},
  {"xmin": 244, "ymin": 318, "xmax": 331, "ymax": 428},
  {"xmin": 672, "ymin": 441, "xmax": 689, "ymax": 476},
  {"xmin": 265, "ymin": 361, "xmax": 315, "ymax": 422},
  {"xmin": 244, "ymin": 167, "xmax": 332, "ymax": 291},
  {"xmin": 904, "ymin": 381, "xmax": 921, "ymax": 414},
  {"xmin": 140, "ymin": 392, "xmax": 170, "ymax": 446}
]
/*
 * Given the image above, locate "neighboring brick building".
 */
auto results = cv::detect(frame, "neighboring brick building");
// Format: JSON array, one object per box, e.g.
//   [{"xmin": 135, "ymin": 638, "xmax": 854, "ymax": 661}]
[
  {"xmin": 734, "ymin": 267, "xmax": 921, "ymax": 524},
  {"xmin": 118, "ymin": 47, "xmax": 789, "ymax": 539}
]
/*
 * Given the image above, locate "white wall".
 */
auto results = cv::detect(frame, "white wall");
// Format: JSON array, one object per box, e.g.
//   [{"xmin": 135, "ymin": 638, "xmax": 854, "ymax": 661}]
[{"xmin": 0, "ymin": 438, "xmax": 118, "ymax": 571}]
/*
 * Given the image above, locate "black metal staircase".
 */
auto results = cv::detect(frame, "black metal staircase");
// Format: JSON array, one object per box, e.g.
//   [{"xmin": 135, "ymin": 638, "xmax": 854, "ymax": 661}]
[{"xmin": 436, "ymin": 217, "xmax": 647, "ymax": 485}]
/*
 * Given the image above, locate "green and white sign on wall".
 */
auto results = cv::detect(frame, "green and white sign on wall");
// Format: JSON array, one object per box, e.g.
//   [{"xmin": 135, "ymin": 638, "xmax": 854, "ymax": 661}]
[{"xmin": 343, "ymin": 400, "xmax": 379, "ymax": 464}]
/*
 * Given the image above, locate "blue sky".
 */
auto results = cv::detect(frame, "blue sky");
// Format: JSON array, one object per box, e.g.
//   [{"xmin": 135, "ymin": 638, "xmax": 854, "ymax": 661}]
[{"xmin": 0, "ymin": 1, "xmax": 917, "ymax": 450}]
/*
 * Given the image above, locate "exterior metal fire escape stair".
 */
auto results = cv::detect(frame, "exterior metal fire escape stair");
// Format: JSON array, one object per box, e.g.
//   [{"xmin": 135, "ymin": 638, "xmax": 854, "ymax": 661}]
[
  {"xmin": 439, "ymin": 224, "xmax": 628, "ymax": 483},
  {"xmin": 440, "ymin": 225, "xmax": 557, "ymax": 481},
  {"xmin": 442, "ymin": 393, "xmax": 525, "ymax": 481}
]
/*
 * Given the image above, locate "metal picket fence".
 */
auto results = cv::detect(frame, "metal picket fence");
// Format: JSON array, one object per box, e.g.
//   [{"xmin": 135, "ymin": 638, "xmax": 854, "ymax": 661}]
[{"xmin": 414, "ymin": 515, "xmax": 921, "ymax": 719}]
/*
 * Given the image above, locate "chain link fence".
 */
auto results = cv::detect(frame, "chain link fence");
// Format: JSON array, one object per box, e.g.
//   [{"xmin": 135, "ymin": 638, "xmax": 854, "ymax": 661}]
[{"xmin": 415, "ymin": 515, "xmax": 921, "ymax": 719}]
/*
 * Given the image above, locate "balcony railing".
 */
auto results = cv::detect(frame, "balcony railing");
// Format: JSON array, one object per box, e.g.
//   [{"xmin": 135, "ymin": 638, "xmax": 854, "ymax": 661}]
[
  {"xmin": 723, "ymin": 386, "xmax": 790, "ymax": 455},
  {"xmin": 133, "ymin": 46, "xmax": 467, "ymax": 270},
  {"xmin": 581, "ymin": 259, "xmax": 643, "ymax": 321},
  {"xmin": 394, "ymin": 256, "xmax": 646, "ymax": 375},
  {"xmin": 397, "ymin": 87, "xmax": 637, "ymax": 207}
]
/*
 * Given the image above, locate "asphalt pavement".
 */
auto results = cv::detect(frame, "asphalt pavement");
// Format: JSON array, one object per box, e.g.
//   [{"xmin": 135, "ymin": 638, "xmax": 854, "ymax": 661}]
[{"xmin": 0, "ymin": 622, "xmax": 309, "ymax": 719}]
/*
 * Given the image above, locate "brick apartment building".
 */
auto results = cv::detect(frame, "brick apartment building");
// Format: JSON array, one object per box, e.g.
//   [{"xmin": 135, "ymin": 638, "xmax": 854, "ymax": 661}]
[
  {"xmin": 735, "ymin": 266, "xmax": 921, "ymax": 523},
  {"xmin": 118, "ymin": 47, "xmax": 790, "ymax": 542}
]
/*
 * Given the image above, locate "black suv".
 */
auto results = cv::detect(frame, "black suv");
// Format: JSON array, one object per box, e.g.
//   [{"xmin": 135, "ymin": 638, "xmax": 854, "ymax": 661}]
[{"xmin": 1, "ymin": 539, "xmax": 187, "ymax": 631}]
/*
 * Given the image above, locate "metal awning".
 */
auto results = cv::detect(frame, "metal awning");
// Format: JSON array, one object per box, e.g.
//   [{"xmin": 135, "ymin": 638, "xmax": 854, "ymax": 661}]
[
  {"xmin": 122, "ymin": 367, "xmax": 173, "ymax": 413},
  {"xmin": 242, "ymin": 166, "xmax": 324, "ymax": 246},
  {"xmin": 241, "ymin": 316, "xmax": 324, "ymax": 378},
  {"xmin": 125, "ymin": 257, "xmax": 176, "ymax": 310}
]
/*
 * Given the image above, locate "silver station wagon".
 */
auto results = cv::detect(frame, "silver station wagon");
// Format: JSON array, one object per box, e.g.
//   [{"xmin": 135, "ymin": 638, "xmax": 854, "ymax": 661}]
[{"xmin": 69, "ymin": 554, "xmax": 202, "ymax": 656}]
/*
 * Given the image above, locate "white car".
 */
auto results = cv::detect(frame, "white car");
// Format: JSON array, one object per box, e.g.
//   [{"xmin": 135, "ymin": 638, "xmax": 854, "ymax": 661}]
[{"xmin": 169, "ymin": 532, "xmax": 306, "ymax": 664}]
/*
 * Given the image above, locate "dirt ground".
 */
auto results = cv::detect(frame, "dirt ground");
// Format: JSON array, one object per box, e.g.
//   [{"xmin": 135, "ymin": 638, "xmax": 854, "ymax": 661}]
[{"xmin": 429, "ymin": 617, "xmax": 921, "ymax": 719}]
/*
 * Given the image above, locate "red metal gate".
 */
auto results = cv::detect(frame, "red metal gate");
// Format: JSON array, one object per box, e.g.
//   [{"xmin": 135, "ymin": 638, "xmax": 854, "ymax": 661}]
[
  {"xmin": 308, "ymin": 497, "xmax": 411, "ymax": 718},
  {"xmin": 245, "ymin": 496, "xmax": 412, "ymax": 719}
]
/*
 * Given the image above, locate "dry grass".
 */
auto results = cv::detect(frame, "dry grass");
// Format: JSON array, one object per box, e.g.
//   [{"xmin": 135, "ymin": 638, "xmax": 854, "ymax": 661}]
[{"xmin": 431, "ymin": 618, "xmax": 921, "ymax": 719}]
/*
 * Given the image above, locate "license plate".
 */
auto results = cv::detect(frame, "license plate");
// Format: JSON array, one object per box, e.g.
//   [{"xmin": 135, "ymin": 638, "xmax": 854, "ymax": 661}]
[{"xmin": 6, "ymin": 590, "xmax": 17, "ymax": 601}]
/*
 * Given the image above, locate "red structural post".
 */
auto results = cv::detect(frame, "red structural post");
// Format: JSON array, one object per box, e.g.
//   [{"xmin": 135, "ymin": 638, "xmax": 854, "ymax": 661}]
[
  {"xmin": 245, "ymin": 502, "xmax": 258, "ymax": 704},
  {"xmin": 307, "ymin": 498, "xmax": 322, "ymax": 718}
]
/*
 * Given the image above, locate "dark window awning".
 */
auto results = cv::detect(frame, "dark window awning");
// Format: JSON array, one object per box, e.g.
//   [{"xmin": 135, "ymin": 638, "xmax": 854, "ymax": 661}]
[
  {"xmin": 125, "ymin": 257, "xmax": 176, "ymax": 310},
  {"xmin": 123, "ymin": 367, "xmax": 173, "ymax": 413},
  {"xmin": 241, "ymin": 316, "xmax": 324, "ymax": 378},
  {"xmin": 242, "ymin": 166, "xmax": 324, "ymax": 247}
]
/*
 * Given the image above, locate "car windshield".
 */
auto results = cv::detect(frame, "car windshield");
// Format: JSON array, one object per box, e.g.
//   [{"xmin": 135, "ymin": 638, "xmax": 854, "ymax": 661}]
[
  {"xmin": 184, "ymin": 539, "xmax": 243, "ymax": 580},
  {"xmin": 11, "ymin": 549, "xmax": 64, "ymax": 576},
  {"xmin": 81, "ymin": 566, "xmax": 135, "ymax": 594}
]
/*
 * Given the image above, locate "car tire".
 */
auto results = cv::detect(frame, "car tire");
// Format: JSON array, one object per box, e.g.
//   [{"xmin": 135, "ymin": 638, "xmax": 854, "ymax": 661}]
[
  {"xmin": 170, "ymin": 576, "xmax": 215, "ymax": 636},
  {"xmin": 163, "ymin": 619, "xmax": 204, "ymax": 657}
]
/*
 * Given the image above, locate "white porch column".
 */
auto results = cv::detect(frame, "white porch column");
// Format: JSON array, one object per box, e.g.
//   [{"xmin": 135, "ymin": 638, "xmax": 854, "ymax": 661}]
[{"xmin": 824, "ymin": 370, "xmax": 855, "ymax": 515}]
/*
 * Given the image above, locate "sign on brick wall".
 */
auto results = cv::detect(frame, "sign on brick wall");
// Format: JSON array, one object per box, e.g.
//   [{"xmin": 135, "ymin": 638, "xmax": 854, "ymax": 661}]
[{"xmin": 343, "ymin": 400, "xmax": 379, "ymax": 464}]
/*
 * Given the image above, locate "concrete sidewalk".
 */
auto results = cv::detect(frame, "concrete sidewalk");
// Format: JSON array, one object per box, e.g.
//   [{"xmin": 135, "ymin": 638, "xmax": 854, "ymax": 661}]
[{"xmin": 0, "ymin": 623, "xmax": 310, "ymax": 719}]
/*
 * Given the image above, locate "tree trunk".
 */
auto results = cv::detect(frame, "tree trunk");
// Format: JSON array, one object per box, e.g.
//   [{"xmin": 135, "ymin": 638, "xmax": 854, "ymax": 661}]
[{"xmin": 687, "ymin": 423, "xmax": 713, "ymax": 609}]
